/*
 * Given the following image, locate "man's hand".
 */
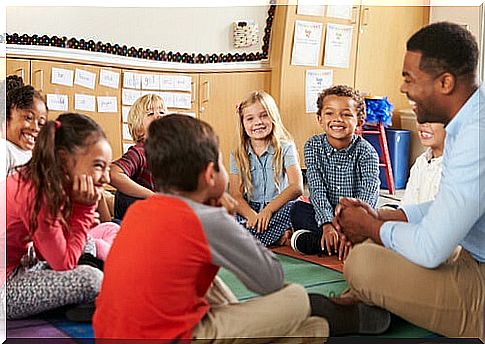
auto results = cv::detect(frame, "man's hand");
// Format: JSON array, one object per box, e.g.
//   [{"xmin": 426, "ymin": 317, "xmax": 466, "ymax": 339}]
[{"xmin": 336, "ymin": 204, "xmax": 383, "ymax": 245}]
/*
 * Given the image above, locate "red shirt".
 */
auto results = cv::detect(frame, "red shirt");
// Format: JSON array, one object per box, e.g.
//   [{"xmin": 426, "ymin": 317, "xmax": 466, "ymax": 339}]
[
  {"xmin": 112, "ymin": 143, "xmax": 156, "ymax": 191},
  {"xmin": 93, "ymin": 196, "xmax": 217, "ymax": 340},
  {"xmin": 6, "ymin": 173, "xmax": 96, "ymax": 276}
]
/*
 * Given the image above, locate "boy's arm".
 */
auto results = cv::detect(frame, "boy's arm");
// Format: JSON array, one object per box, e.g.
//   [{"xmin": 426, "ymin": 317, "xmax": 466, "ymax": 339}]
[
  {"xmin": 199, "ymin": 207, "xmax": 284, "ymax": 295},
  {"xmin": 355, "ymin": 148, "xmax": 380, "ymax": 208},
  {"xmin": 304, "ymin": 139, "xmax": 335, "ymax": 226},
  {"xmin": 110, "ymin": 164, "xmax": 154, "ymax": 199}
]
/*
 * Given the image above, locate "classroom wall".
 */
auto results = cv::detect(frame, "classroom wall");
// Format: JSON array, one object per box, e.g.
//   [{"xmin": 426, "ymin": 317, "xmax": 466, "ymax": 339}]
[
  {"xmin": 430, "ymin": 6, "xmax": 481, "ymax": 40},
  {"xmin": 6, "ymin": 6, "xmax": 269, "ymax": 55}
]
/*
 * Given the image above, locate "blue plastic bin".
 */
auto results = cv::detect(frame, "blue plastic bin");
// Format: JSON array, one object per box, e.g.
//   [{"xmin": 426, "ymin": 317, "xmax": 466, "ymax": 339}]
[{"xmin": 363, "ymin": 129, "xmax": 411, "ymax": 190}]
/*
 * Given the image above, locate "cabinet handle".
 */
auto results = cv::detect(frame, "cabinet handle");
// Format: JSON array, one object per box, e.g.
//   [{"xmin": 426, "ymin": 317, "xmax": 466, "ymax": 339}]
[
  {"xmin": 33, "ymin": 69, "xmax": 44, "ymax": 93},
  {"xmin": 351, "ymin": 6, "xmax": 358, "ymax": 24},
  {"xmin": 362, "ymin": 7, "xmax": 370, "ymax": 26},
  {"xmin": 201, "ymin": 80, "xmax": 210, "ymax": 104},
  {"xmin": 14, "ymin": 68, "xmax": 25, "ymax": 81},
  {"xmin": 191, "ymin": 80, "xmax": 195, "ymax": 104}
]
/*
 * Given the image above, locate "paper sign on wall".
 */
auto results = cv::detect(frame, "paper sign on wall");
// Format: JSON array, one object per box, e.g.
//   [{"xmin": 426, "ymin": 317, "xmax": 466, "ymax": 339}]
[
  {"xmin": 306, "ymin": 69, "xmax": 333, "ymax": 113},
  {"xmin": 296, "ymin": 0, "xmax": 325, "ymax": 17},
  {"xmin": 122, "ymin": 123, "xmax": 132, "ymax": 140},
  {"xmin": 158, "ymin": 92, "xmax": 175, "ymax": 108},
  {"xmin": 323, "ymin": 23, "xmax": 353, "ymax": 68},
  {"xmin": 99, "ymin": 69, "xmax": 120, "ymax": 89},
  {"xmin": 141, "ymin": 74, "xmax": 160, "ymax": 90},
  {"xmin": 291, "ymin": 20, "xmax": 323, "ymax": 66},
  {"xmin": 47, "ymin": 94, "xmax": 69, "ymax": 111},
  {"xmin": 122, "ymin": 89, "xmax": 142, "ymax": 106},
  {"xmin": 123, "ymin": 72, "xmax": 142, "ymax": 89},
  {"xmin": 174, "ymin": 93, "xmax": 192, "ymax": 109},
  {"xmin": 75, "ymin": 94, "xmax": 96, "ymax": 112},
  {"xmin": 74, "ymin": 69, "xmax": 96, "ymax": 89},
  {"xmin": 173, "ymin": 76, "xmax": 192, "ymax": 92},
  {"xmin": 97, "ymin": 96, "xmax": 118, "ymax": 113},
  {"xmin": 122, "ymin": 106, "xmax": 131, "ymax": 122},
  {"xmin": 160, "ymin": 75, "xmax": 175, "ymax": 90},
  {"xmin": 326, "ymin": 5, "xmax": 353, "ymax": 20},
  {"xmin": 51, "ymin": 68, "xmax": 74, "ymax": 87}
]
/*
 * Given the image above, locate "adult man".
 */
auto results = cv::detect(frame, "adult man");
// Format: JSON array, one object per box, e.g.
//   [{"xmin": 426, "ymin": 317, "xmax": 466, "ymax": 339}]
[{"xmin": 333, "ymin": 21, "xmax": 485, "ymax": 340}]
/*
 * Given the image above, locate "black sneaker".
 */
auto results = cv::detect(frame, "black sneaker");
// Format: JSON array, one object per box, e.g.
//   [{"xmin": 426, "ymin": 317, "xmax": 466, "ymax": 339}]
[{"xmin": 291, "ymin": 230, "xmax": 324, "ymax": 255}]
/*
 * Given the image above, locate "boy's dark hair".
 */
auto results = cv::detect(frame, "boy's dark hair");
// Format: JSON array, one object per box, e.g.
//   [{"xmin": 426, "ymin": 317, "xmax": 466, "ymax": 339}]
[
  {"xmin": 407, "ymin": 21, "xmax": 478, "ymax": 82},
  {"xmin": 146, "ymin": 114, "xmax": 220, "ymax": 193},
  {"xmin": 316, "ymin": 85, "xmax": 366, "ymax": 121},
  {"xmin": 21, "ymin": 112, "xmax": 107, "ymax": 233}
]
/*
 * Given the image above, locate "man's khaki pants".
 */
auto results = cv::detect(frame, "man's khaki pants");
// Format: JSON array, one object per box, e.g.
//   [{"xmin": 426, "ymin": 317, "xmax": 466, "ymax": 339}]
[
  {"xmin": 344, "ymin": 242, "xmax": 485, "ymax": 341},
  {"xmin": 192, "ymin": 277, "xmax": 329, "ymax": 342}
]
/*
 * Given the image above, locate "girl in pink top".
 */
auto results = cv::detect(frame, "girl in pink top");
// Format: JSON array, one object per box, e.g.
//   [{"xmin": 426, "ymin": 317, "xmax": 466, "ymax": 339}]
[{"xmin": 6, "ymin": 113, "xmax": 114, "ymax": 319}]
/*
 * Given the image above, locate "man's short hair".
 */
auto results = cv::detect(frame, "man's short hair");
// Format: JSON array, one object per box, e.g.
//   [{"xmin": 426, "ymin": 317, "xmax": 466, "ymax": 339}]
[
  {"xmin": 145, "ymin": 114, "xmax": 220, "ymax": 193},
  {"xmin": 407, "ymin": 21, "xmax": 478, "ymax": 81}
]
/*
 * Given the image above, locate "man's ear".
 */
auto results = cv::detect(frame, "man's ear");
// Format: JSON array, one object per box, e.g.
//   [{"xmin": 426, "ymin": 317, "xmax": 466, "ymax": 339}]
[
  {"xmin": 437, "ymin": 72, "xmax": 456, "ymax": 95},
  {"xmin": 202, "ymin": 161, "xmax": 217, "ymax": 187}
]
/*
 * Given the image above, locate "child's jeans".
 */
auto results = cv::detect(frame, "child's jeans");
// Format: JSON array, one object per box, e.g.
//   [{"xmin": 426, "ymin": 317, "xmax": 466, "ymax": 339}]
[{"xmin": 290, "ymin": 201, "xmax": 323, "ymax": 235}]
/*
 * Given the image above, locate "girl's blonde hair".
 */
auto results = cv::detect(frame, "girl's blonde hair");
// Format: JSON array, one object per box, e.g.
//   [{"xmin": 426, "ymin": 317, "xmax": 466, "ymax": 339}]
[
  {"xmin": 128, "ymin": 93, "xmax": 167, "ymax": 143},
  {"xmin": 234, "ymin": 90, "xmax": 294, "ymax": 197}
]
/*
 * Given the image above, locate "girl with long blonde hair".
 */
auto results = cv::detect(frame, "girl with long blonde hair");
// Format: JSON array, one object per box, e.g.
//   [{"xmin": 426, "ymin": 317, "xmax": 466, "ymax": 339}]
[{"xmin": 229, "ymin": 91, "xmax": 303, "ymax": 246}]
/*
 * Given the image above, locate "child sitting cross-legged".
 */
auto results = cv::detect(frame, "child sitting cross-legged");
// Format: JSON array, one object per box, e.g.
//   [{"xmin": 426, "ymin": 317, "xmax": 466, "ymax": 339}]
[
  {"xmin": 290, "ymin": 85, "xmax": 380, "ymax": 260},
  {"xmin": 93, "ymin": 114, "xmax": 391, "ymax": 340}
]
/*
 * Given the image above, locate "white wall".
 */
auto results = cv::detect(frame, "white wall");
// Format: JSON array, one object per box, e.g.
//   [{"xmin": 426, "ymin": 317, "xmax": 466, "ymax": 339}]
[
  {"xmin": 6, "ymin": 6, "xmax": 270, "ymax": 54},
  {"xmin": 430, "ymin": 6, "xmax": 481, "ymax": 40}
]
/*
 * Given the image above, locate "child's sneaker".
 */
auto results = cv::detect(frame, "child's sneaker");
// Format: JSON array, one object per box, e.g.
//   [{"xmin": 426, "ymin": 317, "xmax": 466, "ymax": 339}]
[{"xmin": 290, "ymin": 229, "xmax": 323, "ymax": 255}]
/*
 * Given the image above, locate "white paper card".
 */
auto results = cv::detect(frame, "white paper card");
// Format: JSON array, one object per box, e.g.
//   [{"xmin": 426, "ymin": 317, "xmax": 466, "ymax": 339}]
[
  {"xmin": 306, "ymin": 69, "xmax": 333, "ymax": 113},
  {"xmin": 324, "ymin": 23, "xmax": 353, "ymax": 68},
  {"xmin": 296, "ymin": 0, "xmax": 325, "ymax": 17},
  {"xmin": 122, "ymin": 89, "xmax": 142, "ymax": 106},
  {"xmin": 173, "ymin": 76, "xmax": 192, "ymax": 92},
  {"xmin": 160, "ymin": 75, "xmax": 175, "ymax": 90},
  {"xmin": 122, "ymin": 106, "xmax": 131, "ymax": 122},
  {"xmin": 158, "ymin": 92, "xmax": 175, "ymax": 108},
  {"xmin": 99, "ymin": 69, "xmax": 120, "ymax": 89},
  {"xmin": 123, "ymin": 143, "xmax": 135, "ymax": 153},
  {"xmin": 326, "ymin": 5, "xmax": 353, "ymax": 20},
  {"xmin": 141, "ymin": 90, "xmax": 154, "ymax": 96},
  {"xmin": 291, "ymin": 20, "xmax": 323, "ymax": 66},
  {"xmin": 180, "ymin": 112, "xmax": 196, "ymax": 118},
  {"xmin": 141, "ymin": 74, "xmax": 160, "ymax": 90},
  {"xmin": 97, "ymin": 96, "xmax": 118, "ymax": 113},
  {"xmin": 174, "ymin": 93, "xmax": 192, "ymax": 109},
  {"xmin": 51, "ymin": 68, "xmax": 74, "ymax": 87},
  {"xmin": 47, "ymin": 94, "xmax": 68, "ymax": 112},
  {"xmin": 123, "ymin": 72, "xmax": 142, "ymax": 89},
  {"xmin": 122, "ymin": 124, "xmax": 132, "ymax": 140},
  {"xmin": 74, "ymin": 94, "xmax": 96, "ymax": 112},
  {"xmin": 74, "ymin": 69, "xmax": 96, "ymax": 89}
]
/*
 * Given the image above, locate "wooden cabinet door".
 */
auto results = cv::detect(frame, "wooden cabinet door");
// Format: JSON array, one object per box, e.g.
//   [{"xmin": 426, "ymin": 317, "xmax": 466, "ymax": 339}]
[
  {"xmin": 31, "ymin": 60, "xmax": 123, "ymax": 159},
  {"xmin": 6, "ymin": 58, "xmax": 31, "ymax": 83},
  {"xmin": 198, "ymin": 71, "xmax": 271, "ymax": 169},
  {"xmin": 354, "ymin": 6, "xmax": 429, "ymax": 110}
]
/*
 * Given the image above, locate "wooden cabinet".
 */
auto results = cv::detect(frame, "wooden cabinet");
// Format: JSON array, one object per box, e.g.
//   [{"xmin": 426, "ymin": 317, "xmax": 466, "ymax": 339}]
[
  {"xmin": 198, "ymin": 71, "xmax": 271, "ymax": 168},
  {"xmin": 6, "ymin": 58, "xmax": 31, "ymax": 83},
  {"xmin": 30, "ymin": 60, "xmax": 123, "ymax": 159},
  {"xmin": 354, "ymin": 6, "xmax": 429, "ymax": 110},
  {"xmin": 271, "ymin": 5, "xmax": 429, "ymax": 165}
]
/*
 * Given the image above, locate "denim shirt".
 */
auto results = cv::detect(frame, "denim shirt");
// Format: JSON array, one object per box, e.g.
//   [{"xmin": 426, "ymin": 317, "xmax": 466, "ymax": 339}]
[
  {"xmin": 381, "ymin": 86, "xmax": 485, "ymax": 267},
  {"xmin": 230, "ymin": 141, "xmax": 298, "ymax": 204}
]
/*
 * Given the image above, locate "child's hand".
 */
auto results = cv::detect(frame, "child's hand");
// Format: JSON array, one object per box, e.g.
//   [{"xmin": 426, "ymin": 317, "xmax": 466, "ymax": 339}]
[
  {"xmin": 92, "ymin": 211, "xmax": 101, "ymax": 228},
  {"xmin": 206, "ymin": 192, "xmax": 238, "ymax": 215},
  {"xmin": 72, "ymin": 175, "xmax": 101, "ymax": 206},
  {"xmin": 246, "ymin": 213, "xmax": 258, "ymax": 230},
  {"xmin": 338, "ymin": 236, "xmax": 352, "ymax": 261},
  {"xmin": 321, "ymin": 223, "xmax": 339, "ymax": 255},
  {"xmin": 255, "ymin": 207, "xmax": 273, "ymax": 233}
]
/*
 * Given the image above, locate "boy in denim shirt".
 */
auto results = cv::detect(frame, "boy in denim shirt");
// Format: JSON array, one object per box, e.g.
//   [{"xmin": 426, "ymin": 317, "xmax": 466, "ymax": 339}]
[{"xmin": 290, "ymin": 85, "xmax": 380, "ymax": 259}]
